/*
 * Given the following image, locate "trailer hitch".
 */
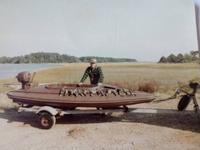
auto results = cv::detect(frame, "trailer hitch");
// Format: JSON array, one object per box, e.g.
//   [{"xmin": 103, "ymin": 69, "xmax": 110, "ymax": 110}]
[{"xmin": 153, "ymin": 82, "xmax": 200, "ymax": 113}]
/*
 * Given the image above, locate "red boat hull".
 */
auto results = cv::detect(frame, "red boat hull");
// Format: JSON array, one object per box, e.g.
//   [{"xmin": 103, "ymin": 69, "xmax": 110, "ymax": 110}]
[{"xmin": 7, "ymin": 84, "xmax": 155, "ymax": 108}]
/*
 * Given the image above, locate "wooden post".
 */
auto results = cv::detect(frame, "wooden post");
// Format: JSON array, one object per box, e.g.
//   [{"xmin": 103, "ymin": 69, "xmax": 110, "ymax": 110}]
[{"xmin": 194, "ymin": 0, "xmax": 200, "ymax": 58}]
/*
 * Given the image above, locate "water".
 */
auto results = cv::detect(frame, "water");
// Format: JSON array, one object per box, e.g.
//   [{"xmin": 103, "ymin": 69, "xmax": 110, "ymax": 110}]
[{"xmin": 0, "ymin": 64, "xmax": 59, "ymax": 79}]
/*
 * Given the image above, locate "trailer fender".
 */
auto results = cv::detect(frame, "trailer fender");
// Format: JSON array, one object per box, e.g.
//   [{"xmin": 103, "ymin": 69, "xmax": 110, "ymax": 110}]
[{"xmin": 36, "ymin": 106, "xmax": 58, "ymax": 116}]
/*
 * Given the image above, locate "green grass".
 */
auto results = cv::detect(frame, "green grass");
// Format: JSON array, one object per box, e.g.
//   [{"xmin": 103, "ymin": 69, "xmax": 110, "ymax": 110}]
[{"xmin": 0, "ymin": 63, "xmax": 200, "ymax": 93}]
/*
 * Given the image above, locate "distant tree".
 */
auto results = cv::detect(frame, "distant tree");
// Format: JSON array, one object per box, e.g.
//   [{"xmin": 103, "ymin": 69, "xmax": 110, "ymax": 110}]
[
  {"xmin": 176, "ymin": 53, "xmax": 184, "ymax": 63},
  {"xmin": 158, "ymin": 56, "xmax": 168, "ymax": 63},
  {"xmin": 158, "ymin": 51, "xmax": 199, "ymax": 63},
  {"xmin": 167, "ymin": 54, "xmax": 177, "ymax": 63},
  {"xmin": 190, "ymin": 50, "xmax": 199, "ymax": 57},
  {"xmin": 184, "ymin": 54, "xmax": 193, "ymax": 63},
  {"xmin": 0, "ymin": 56, "xmax": 9, "ymax": 63},
  {"xmin": 0, "ymin": 52, "xmax": 137, "ymax": 64},
  {"xmin": 80, "ymin": 56, "xmax": 136, "ymax": 63}
]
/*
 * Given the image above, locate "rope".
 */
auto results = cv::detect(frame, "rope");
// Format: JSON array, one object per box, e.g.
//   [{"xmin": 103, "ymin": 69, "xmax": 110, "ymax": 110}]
[{"xmin": 152, "ymin": 88, "xmax": 181, "ymax": 103}]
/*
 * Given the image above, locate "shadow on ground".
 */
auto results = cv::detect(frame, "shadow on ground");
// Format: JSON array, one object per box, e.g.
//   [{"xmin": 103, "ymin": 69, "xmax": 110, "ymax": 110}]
[
  {"xmin": 0, "ymin": 108, "xmax": 199, "ymax": 132},
  {"xmin": 0, "ymin": 108, "xmax": 39, "ymax": 128}
]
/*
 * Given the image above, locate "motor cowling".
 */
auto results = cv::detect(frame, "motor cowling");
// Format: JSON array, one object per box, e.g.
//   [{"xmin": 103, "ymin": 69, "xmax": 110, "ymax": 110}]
[{"xmin": 16, "ymin": 72, "xmax": 32, "ymax": 89}]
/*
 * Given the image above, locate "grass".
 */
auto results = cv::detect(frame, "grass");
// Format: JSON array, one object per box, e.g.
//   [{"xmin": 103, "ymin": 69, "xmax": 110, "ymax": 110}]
[{"xmin": 0, "ymin": 63, "xmax": 200, "ymax": 94}]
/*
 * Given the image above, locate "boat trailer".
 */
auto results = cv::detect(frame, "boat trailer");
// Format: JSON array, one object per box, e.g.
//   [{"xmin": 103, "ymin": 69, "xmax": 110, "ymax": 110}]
[
  {"xmin": 16, "ymin": 81, "xmax": 200, "ymax": 129},
  {"xmin": 17, "ymin": 106, "xmax": 199, "ymax": 129}
]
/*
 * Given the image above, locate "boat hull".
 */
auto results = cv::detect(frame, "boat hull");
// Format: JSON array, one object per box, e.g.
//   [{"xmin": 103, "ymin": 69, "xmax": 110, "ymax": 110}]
[{"xmin": 7, "ymin": 84, "xmax": 155, "ymax": 108}]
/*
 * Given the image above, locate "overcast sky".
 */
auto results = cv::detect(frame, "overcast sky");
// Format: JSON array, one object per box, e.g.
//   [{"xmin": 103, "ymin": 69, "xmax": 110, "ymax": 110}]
[{"xmin": 0, "ymin": 0, "xmax": 198, "ymax": 61}]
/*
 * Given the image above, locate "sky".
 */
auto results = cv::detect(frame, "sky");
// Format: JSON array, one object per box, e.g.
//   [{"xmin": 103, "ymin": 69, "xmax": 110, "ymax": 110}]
[{"xmin": 0, "ymin": 0, "xmax": 198, "ymax": 61}]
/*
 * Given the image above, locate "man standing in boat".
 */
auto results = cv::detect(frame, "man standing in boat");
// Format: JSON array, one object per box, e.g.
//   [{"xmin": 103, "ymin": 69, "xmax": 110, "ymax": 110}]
[{"xmin": 79, "ymin": 58, "xmax": 104, "ymax": 86}]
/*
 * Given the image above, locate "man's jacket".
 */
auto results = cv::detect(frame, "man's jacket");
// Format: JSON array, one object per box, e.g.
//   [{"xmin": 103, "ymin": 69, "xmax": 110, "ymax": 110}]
[{"xmin": 80, "ymin": 66, "xmax": 104, "ymax": 84}]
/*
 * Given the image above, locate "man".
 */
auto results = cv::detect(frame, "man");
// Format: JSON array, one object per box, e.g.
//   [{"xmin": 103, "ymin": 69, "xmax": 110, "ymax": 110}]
[{"xmin": 79, "ymin": 58, "xmax": 104, "ymax": 86}]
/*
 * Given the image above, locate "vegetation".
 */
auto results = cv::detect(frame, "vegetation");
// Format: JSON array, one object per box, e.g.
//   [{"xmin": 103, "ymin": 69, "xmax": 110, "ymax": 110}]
[
  {"xmin": 79, "ymin": 56, "xmax": 136, "ymax": 63},
  {"xmin": 158, "ymin": 52, "xmax": 199, "ymax": 63},
  {"xmin": 0, "ymin": 52, "xmax": 137, "ymax": 64},
  {"xmin": 33, "ymin": 63, "xmax": 200, "ymax": 94},
  {"xmin": 1, "ymin": 63, "xmax": 200, "ymax": 94}
]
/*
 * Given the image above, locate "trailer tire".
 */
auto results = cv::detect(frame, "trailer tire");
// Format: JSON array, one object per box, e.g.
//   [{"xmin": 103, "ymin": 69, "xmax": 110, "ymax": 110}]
[
  {"xmin": 38, "ymin": 111, "xmax": 56, "ymax": 129},
  {"xmin": 177, "ymin": 95, "xmax": 191, "ymax": 111}
]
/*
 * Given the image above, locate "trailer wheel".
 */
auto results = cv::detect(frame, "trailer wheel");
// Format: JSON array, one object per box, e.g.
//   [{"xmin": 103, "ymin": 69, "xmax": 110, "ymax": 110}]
[
  {"xmin": 177, "ymin": 95, "xmax": 191, "ymax": 111},
  {"xmin": 38, "ymin": 112, "xmax": 56, "ymax": 129}
]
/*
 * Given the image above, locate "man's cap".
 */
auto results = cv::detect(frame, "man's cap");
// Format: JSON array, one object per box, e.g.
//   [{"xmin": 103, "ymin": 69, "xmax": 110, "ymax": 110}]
[{"xmin": 90, "ymin": 58, "xmax": 97, "ymax": 64}]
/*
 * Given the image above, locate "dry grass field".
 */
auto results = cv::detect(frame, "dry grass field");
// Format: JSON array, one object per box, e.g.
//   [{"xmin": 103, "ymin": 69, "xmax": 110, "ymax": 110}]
[
  {"xmin": 2, "ymin": 62, "xmax": 199, "ymax": 92},
  {"xmin": 32, "ymin": 63, "xmax": 200, "ymax": 92},
  {"xmin": 1, "ymin": 62, "xmax": 200, "ymax": 93}
]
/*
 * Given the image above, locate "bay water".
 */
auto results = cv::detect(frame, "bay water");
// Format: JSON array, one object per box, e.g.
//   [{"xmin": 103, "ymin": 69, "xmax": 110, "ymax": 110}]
[{"xmin": 0, "ymin": 64, "xmax": 59, "ymax": 79}]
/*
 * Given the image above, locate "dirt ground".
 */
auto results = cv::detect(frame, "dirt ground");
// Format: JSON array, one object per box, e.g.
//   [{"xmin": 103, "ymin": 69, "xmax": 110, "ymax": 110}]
[{"xmin": 0, "ymin": 93, "xmax": 200, "ymax": 150}]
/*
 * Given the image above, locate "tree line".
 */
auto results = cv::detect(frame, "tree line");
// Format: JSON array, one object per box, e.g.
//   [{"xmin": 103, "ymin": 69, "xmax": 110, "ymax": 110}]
[
  {"xmin": 158, "ymin": 52, "xmax": 199, "ymax": 63},
  {"xmin": 80, "ymin": 56, "xmax": 136, "ymax": 63},
  {"xmin": 0, "ymin": 52, "xmax": 137, "ymax": 64}
]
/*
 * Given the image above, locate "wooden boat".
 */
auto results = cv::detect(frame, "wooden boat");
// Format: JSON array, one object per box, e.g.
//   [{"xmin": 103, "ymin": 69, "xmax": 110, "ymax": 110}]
[
  {"xmin": 7, "ymin": 83, "xmax": 154, "ymax": 108},
  {"xmin": 7, "ymin": 72, "xmax": 155, "ymax": 109}
]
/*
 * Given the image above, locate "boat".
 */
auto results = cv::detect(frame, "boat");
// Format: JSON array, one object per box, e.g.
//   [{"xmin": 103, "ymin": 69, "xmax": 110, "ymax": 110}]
[{"xmin": 7, "ymin": 72, "xmax": 155, "ymax": 109}]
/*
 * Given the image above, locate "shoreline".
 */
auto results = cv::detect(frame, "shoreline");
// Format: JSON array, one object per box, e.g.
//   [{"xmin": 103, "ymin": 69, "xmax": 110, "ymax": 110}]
[
  {"xmin": 0, "ymin": 62, "xmax": 148, "ymax": 81},
  {"xmin": 0, "ymin": 63, "xmax": 64, "ymax": 81}
]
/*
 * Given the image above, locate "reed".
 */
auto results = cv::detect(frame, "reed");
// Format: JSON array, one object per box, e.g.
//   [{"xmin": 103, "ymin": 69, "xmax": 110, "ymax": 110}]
[{"xmin": 0, "ymin": 63, "xmax": 200, "ymax": 93}]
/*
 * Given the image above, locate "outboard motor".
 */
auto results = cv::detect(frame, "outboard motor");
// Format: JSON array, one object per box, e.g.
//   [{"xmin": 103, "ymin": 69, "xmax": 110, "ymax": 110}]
[{"xmin": 16, "ymin": 72, "xmax": 32, "ymax": 89}]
